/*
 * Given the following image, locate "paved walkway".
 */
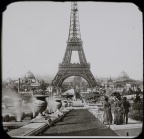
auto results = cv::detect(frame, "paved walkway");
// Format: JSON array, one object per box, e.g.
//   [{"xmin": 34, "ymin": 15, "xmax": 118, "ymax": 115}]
[
  {"xmin": 106, "ymin": 118, "xmax": 142, "ymax": 137},
  {"xmin": 42, "ymin": 109, "xmax": 118, "ymax": 136}
]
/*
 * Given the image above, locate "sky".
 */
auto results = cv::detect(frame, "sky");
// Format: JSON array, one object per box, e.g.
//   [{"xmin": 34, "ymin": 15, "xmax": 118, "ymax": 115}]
[{"xmin": 2, "ymin": 2, "xmax": 143, "ymax": 80}]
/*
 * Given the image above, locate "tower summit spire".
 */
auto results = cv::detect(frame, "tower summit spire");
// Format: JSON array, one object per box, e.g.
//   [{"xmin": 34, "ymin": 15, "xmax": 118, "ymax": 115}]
[{"xmin": 68, "ymin": 2, "xmax": 82, "ymax": 42}]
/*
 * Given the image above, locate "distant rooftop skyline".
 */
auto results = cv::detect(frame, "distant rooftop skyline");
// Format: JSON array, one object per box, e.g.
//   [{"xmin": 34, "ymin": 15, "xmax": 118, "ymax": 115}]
[
  {"xmin": 3, "ymin": 70, "xmax": 142, "ymax": 82},
  {"xmin": 2, "ymin": 2, "xmax": 143, "ymax": 81}
]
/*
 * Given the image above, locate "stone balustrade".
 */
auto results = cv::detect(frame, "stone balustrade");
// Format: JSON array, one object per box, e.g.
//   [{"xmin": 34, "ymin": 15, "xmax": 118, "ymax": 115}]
[
  {"xmin": 86, "ymin": 104, "xmax": 104, "ymax": 122},
  {"xmin": 7, "ymin": 107, "xmax": 73, "ymax": 137},
  {"xmin": 2, "ymin": 93, "xmax": 74, "ymax": 137}
]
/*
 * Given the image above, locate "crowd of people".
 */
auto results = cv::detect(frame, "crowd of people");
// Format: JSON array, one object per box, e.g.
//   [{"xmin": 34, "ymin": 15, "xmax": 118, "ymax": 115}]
[{"xmin": 102, "ymin": 94, "xmax": 141, "ymax": 125}]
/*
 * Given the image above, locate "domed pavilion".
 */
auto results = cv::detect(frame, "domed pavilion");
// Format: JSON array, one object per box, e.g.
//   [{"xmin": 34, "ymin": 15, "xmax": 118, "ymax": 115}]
[
  {"xmin": 114, "ymin": 71, "xmax": 137, "ymax": 87},
  {"xmin": 25, "ymin": 71, "xmax": 35, "ymax": 79},
  {"xmin": 118, "ymin": 71, "xmax": 129, "ymax": 80},
  {"xmin": 21, "ymin": 71, "xmax": 40, "ymax": 91},
  {"xmin": 23, "ymin": 71, "xmax": 36, "ymax": 83}
]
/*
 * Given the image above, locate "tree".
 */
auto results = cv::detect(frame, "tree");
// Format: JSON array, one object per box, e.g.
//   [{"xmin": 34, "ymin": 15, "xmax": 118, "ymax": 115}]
[{"xmin": 40, "ymin": 82, "xmax": 48, "ymax": 90}]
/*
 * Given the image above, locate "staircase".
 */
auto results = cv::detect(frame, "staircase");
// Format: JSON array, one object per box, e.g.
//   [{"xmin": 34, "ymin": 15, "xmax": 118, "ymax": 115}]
[{"xmin": 72, "ymin": 100, "xmax": 85, "ymax": 107}]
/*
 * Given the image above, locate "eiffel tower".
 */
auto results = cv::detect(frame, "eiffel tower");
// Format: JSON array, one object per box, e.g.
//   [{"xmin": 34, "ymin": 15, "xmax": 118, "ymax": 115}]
[{"xmin": 52, "ymin": 2, "xmax": 97, "ymax": 87}]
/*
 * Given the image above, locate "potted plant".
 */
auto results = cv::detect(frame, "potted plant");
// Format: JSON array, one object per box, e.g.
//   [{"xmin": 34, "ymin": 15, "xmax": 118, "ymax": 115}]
[{"xmin": 55, "ymin": 99, "xmax": 62, "ymax": 111}]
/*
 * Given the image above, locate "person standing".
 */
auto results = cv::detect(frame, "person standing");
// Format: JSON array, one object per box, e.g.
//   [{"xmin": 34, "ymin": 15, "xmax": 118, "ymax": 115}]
[
  {"xmin": 135, "ymin": 92, "xmax": 141, "ymax": 103},
  {"xmin": 114, "ymin": 96, "xmax": 124, "ymax": 125},
  {"xmin": 123, "ymin": 97, "xmax": 130, "ymax": 124},
  {"xmin": 103, "ymin": 97, "xmax": 113, "ymax": 125}
]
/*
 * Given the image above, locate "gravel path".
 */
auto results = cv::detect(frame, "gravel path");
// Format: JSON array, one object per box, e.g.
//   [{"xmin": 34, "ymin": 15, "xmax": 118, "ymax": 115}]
[
  {"xmin": 42, "ymin": 109, "xmax": 118, "ymax": 136},
  {"xmin": 114, "ymin": 128, "xmax": 142, "ymax": 136}
]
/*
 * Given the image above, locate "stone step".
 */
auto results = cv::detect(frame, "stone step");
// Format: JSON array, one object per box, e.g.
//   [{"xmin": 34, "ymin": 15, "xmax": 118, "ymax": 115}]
[{"xmin": 3, "ymin": 122, "xmax": 28, "ymax": 127}]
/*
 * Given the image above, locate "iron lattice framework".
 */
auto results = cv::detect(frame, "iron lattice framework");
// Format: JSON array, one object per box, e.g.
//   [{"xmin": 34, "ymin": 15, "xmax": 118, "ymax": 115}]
[{"xmin": 52, "ymin": 2, "xmax": 97, "ymax": 87}]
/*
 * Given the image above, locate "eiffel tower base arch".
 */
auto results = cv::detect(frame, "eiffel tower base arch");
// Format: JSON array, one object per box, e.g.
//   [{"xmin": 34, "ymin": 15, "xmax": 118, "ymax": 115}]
[{"xmin": 52, "ymin": 64, "xmax": 97, "ymax": 88}]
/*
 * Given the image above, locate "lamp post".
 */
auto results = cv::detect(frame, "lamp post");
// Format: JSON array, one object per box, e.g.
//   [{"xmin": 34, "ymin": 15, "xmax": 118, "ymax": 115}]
[
  {"xmin": 48, "ymin": 85, "xmax": 53, "ymax": 97},
  {"xmin": 91, "ymin": 87, "xmax": 94, "ymax": 101},
  {"xmin": 59, "ymin": 87, "xmax": 62, "ymax": 95},
  {"xmin": 51, "ymin": 86, "xmax": 53, "ymax": 97},
  {"xmin": 56, "ymin": 86, "xmax": 60, "ymax": 100}
]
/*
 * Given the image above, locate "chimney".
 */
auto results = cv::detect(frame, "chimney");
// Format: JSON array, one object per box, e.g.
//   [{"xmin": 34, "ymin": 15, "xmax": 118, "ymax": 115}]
[{"xmin": 18, "ymin": 78, "xmax": 20, "ymax": 93}]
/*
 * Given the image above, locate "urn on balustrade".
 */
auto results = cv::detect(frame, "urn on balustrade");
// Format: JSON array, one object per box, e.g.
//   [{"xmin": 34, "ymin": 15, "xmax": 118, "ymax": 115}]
[
  {"xmin": 33, "ymin": 95, "xmax": 48, "ymax": 118},
  {"xmin": 62, "ymin": 100, "xmax": 68, "ymax": 108},
  {"xmin": 55, "ymin": 99, "xmax": 62, "ymax": 110}
]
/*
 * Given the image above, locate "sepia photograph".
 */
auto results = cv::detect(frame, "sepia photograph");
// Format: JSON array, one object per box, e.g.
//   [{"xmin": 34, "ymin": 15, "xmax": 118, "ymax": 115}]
[{"xmin": 1, "ymin": 0, "xmax": 143, "ymax": 138}]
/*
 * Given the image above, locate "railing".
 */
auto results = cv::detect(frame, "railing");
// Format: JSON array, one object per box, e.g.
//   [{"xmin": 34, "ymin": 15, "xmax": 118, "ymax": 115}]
[{"xmin": 59, "ymin": 63, "xmax": 90, "ymax": 67}]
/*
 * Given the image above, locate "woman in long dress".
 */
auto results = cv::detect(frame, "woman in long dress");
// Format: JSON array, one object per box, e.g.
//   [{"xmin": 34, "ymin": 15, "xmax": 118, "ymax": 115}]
[
  {"xmin": 103, "ymin": 97, "xmax": 113, "ymax": 125},
  {"xmin": 114, "ymin": 96, "xmax": 124, "ymax": 125}
]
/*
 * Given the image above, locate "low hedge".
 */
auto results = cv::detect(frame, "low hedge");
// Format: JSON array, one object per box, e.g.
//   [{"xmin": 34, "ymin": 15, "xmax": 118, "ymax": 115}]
[{"xmin": 129, "ymin": 101, "xmax": 143, "ymax": 122}]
